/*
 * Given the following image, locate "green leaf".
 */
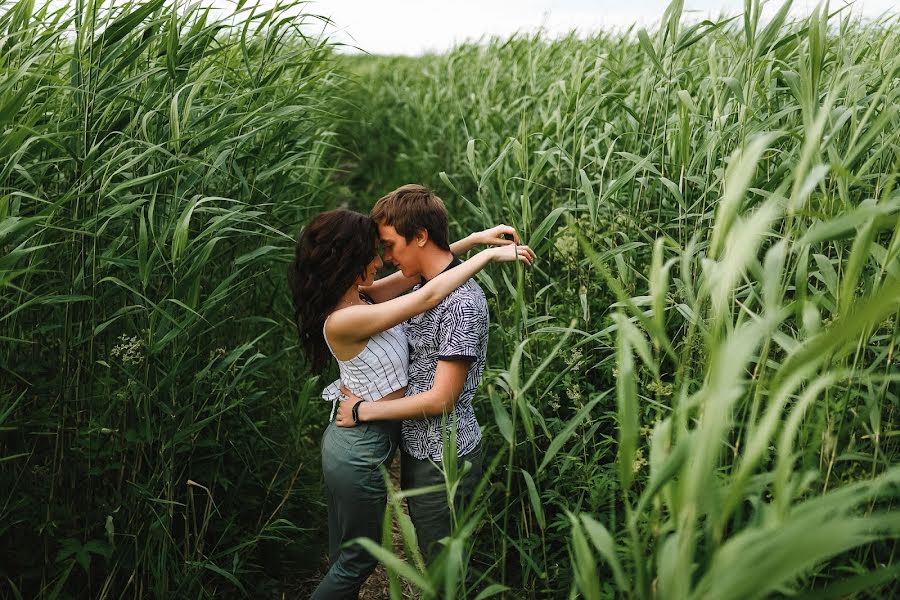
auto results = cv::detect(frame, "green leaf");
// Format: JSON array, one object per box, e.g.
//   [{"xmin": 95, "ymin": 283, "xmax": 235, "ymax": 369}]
[
  {"xmin": 191, "ymin": 560, "xmax": 247, "ymax": 595},
  {"xmin": 472, "ymin": 584, "xmax": 511, "ymax": 600},
  {"xmin": 638, "ymin": 28, "xmax": 662, "ymax": 72},
  {"xmin": 90, "ymin": 0, "xmax": 167, "ymax": 52},
  {"xmin": 710, "ymin": 133, "xmax": 779, "ymax": 258},
  {"xmin": 466, "ymin": 138, "xmax": 477, "ymax": 181},
  {"xmin": 579, "ymin": 168, "xmax": 597, "ymax": 226},
  {"xmin": 613, "ymin": 316, "xmax": 638, "ymax": 491},
  {"xmin": 529, "ymin": 206, "xmax": 569, "ymax": 253},
  {"xmin": 580, "ymin": 514, "xmax": 629, "ymax": 593},
  {"xmin": 799, "ymin": 198, "xmax": 899, "ymax": 245},
  {"xmin": 489, "ymin": 388, "xmax": 513, "ymax": 445},
  {"xmin": 538, "ymin": 393, "xmax": 605, "ymax": 473},
  {"xmin": 719, "ymin": 76, "xmax": 745, "ymax": 104},
  {"xmin": 521, "ymin": 469, "xmax": 545, "ymax": 529},
  {"xmin": 353, "ymin": 538, "xmax": 434, "ymax": 595}
]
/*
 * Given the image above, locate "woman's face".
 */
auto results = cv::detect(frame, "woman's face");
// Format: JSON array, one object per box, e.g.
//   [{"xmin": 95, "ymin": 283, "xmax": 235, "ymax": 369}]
[{"xmin": 358, "ymin": 245, "xmax": 383, "ymax": 287}]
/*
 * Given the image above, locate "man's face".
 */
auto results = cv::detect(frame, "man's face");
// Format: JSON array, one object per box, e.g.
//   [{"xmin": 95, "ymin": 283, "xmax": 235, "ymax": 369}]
[{"xmin": 378, "ymin": 224, "xmax": 421, "ymax": 278}]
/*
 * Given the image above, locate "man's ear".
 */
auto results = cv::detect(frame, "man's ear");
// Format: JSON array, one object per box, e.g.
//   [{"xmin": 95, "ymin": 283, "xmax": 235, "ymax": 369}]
[{"xmin": 414, "ymin": 227, "xmax": 429, "ymax": 247}]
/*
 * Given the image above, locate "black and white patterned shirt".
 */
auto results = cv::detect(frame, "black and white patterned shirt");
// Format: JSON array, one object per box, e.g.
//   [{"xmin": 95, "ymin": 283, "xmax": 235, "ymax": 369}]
[{"xmin": 403, "ymin": 257, "xmax": 488, "ymax": 461}]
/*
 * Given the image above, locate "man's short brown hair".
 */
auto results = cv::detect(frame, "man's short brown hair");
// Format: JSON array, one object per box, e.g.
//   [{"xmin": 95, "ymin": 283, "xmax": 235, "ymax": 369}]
[{"xmin": 370, "ymin": 184, "xmax": 450, "ymax": 251}]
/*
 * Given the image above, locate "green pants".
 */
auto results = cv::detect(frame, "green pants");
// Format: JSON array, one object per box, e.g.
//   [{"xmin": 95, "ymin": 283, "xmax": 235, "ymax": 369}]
[
  {"xmin": 311, "ymin": 419, "xmax": 398, "ymax": 600},
  {"xmin": 400, "ymin": 443, "xmax": 483, "ymax": 565}
]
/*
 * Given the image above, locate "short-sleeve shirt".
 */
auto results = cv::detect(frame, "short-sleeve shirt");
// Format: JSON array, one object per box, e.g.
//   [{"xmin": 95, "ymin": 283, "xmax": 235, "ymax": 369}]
[{"xmin": 402, "ymin": 257, "xmax": 488, "ymax": 461}]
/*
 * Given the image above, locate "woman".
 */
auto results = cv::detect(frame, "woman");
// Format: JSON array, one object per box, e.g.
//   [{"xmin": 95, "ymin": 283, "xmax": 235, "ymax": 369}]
[{"xmin": 288, "ymin": 208, "xmax": 533, "ymax": 599}]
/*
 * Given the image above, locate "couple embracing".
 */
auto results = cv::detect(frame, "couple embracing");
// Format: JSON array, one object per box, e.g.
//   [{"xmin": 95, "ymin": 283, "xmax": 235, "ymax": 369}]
[{"xmin": 288, "ymin": 184, "xmax": 534, "ymax": 598}]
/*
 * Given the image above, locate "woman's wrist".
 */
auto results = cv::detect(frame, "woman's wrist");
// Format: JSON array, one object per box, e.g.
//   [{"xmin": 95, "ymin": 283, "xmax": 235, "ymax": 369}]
[
  {"xmin": 357, "ymin": 401, "xmax": 370, "ymax": 422},
  {"xmin": 480, "ymin": 247, "xmax": 497, "ymax": 263},
  {"xmin": 450, "ymin": 233, "xmax": 476, "ymax": 256},
  {"xmin": 462, "ymin": 232, "xmax": 478, "ymax": 253}
]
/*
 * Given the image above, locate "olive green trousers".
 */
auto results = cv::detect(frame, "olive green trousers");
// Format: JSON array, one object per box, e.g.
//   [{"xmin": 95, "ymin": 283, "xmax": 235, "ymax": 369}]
[
  {"xmin": 311, "ymin": 420, "xmax": 398, "ymax": 600},
  {"xmin": 400, "ymin": 442, "xmax": 483, "ymax": 565}
]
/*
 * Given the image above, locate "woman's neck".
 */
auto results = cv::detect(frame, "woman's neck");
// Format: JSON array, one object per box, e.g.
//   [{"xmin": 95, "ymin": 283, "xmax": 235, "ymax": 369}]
[{"xmin": 334, "ymin": 285, "xmax": 363, "ymax": 311}]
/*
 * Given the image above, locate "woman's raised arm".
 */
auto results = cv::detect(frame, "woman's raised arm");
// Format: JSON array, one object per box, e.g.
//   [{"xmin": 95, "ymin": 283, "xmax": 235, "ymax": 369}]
[
  {"xmin": 328, "ymin": 244, "xmax": 534, "ymax": 344},
  {"xmin": 359, "ymin": 224, "xmax": 520, "ymax": 303}
]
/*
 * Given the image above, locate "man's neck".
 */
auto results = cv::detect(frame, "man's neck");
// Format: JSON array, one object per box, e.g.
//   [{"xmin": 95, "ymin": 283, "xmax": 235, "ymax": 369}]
[{"xmin": 419, "ymin": 247, "xmax": 455, "ymax": 282}]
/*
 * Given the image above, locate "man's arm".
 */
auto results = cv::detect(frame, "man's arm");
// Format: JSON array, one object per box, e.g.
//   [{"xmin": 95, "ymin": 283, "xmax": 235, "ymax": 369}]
[
  {"xmin": 335, "ymin": 360, "xmax": 469, "ymax": 425},
  {"xmin": 356, "ymin": 270, "xmax": 420, "ymax": 305}
]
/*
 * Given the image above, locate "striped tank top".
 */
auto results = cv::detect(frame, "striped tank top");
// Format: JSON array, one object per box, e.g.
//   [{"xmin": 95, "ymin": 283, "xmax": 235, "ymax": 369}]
[{"xmin": 321, "ymin": 313, "xmax": 409, "ymax": 408}]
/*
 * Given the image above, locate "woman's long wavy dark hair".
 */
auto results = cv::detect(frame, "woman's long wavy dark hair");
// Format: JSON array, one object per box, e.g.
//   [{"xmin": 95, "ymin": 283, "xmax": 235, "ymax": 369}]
[{"xmin": 288, "ymin": 209, "xmax": 379, "ymax": 372}]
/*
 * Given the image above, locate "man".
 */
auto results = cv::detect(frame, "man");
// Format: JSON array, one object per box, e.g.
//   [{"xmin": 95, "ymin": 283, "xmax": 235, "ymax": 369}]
[{"xmin": 336, "ymin": 183, "xmax": 503, "ymax": 564}]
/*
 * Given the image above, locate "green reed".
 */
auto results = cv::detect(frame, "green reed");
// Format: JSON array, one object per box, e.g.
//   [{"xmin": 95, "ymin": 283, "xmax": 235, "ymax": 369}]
[
  {"xmin": 341, "ymin": 1, "xmax": 899, "ymax": 597},
  {"xmin": 1, "ymin": 0, "xmax": 344, "ymax": 596},
  {"xmin": 3, "ymin": 0, "xmax": 898, "ymax": 597}
]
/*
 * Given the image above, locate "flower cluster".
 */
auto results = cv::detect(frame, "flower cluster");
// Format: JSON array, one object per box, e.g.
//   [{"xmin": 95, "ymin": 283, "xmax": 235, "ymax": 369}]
[
  {"xmin": 111, "ymin": 334, "xmax": 144, "ymax": 365},
  {"xmin": 565, "ymin": 382, "xmax": 582, "ymax": 402},
  {"xmin": 553, "ymin": 214, "xmax": 597, "ymax": 263},
  {"xmin": 632, "ymin": 447, "xmax": 647, "ymax": 474},
  {"xmin": 646, "ymin": 380, "xmax": 673, "ymax": 397},
  {"xmin": 564, "ymin": 347, "xmax": 584, "ymax": 369},
  {"xmin": 553, "ymin": 230, "xmax": 579, "ymax": 262}
]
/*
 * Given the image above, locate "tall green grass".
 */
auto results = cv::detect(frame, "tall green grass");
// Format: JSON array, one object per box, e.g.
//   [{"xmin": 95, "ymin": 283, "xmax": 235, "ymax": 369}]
[
  {"xmin": 3, "ymin": 0, "xmax": 898, "ymax": 597},
  {"xmin": 0, "ymin": 0, "xmax": 344, "ymax": 596},
  {"xmin": 342, "ymin": 1, "xmax": 900, "ymax": 597}
]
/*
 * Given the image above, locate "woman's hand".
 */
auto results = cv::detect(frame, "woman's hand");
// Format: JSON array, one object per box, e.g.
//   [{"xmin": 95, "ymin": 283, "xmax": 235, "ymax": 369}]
[
  {"xmin": 334, "ymin": 385, "xmax": 363, "ymax": 427},
  {"xmin": 484, "ymin": 244, "xmax": 535, "ymax": 265},
  {"xmin": 471, "ymin": 224, "xmax": 519, "ymax": 247}
]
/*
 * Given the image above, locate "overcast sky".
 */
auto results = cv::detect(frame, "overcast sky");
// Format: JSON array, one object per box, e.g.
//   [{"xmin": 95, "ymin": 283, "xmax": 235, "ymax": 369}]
[{"xmin": 301, "ymin": 0, "xmax": 898, "ymax": 55}]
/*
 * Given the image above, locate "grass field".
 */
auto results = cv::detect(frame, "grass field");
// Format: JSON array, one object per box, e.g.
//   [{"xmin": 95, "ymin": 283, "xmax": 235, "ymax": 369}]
[{"xmin": 1, "ymin": 0, "xmax": 898, "ymax": 598}]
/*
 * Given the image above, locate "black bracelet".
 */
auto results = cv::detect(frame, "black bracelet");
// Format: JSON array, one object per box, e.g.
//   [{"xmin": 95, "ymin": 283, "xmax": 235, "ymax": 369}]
[{"xmin": 351, "ymin": 400, "xmax": 365, "ymax": 424}]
